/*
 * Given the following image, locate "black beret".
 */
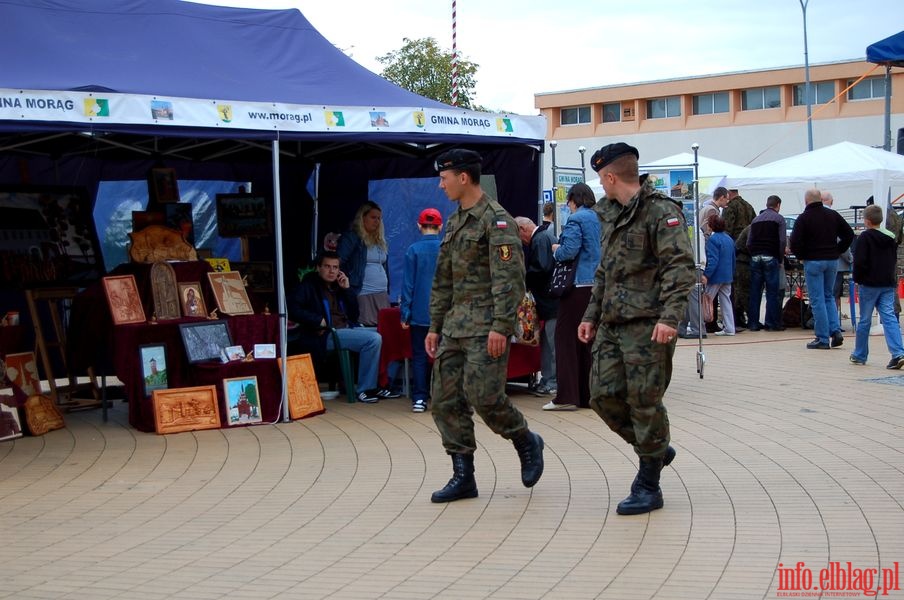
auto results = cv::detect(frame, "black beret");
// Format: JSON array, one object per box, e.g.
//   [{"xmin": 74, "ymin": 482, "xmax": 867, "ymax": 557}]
[
  {"xmin": 590, "ymin": 142, "xmax": 639, "ymax": 172},
  {"xmin": 434, "ymin": 149, "xmax": 482, "ymax": 172}
]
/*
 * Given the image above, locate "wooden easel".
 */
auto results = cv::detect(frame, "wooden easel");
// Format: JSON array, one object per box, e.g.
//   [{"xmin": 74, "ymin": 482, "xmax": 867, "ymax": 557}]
[{"xmin": 25, "ymin": 288, "xmax": 100, "ymax": 408}]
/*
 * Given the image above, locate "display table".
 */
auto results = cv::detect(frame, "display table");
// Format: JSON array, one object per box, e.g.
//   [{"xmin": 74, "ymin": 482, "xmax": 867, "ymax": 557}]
[
  {"xmin": 68, "ymin": 265, "xmax": 282, "ymax": 432},
  {"xmin": 111, "ymin": 314, "xmax": 280, "ymax": 432}
]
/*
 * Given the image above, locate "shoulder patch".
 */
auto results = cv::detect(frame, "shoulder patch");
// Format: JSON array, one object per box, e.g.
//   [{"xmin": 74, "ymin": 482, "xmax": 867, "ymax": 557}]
[
  {"xmin": 666, "ymin": 217, "xmax": 682, "ymax": 228},
  {"xmin": 498, "ymin": 244, "xmax": 513, "ymax": 261},
  {"xmin": 495, "ymin": 220, "xmax": 508, "ymax": 229}
]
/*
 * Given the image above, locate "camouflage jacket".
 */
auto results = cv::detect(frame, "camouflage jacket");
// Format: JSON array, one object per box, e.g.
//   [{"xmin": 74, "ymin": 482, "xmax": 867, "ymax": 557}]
[
  {"xmin": 583, "ymin": 186, "xmax": 695, "ymax": 328},
  {"xmin": 722, "ymin": 195, "xmax": 757, "ymax": 240},
  {"xmin": 429, "ymin": 193, "xmax": 525, "ymax": 338}
]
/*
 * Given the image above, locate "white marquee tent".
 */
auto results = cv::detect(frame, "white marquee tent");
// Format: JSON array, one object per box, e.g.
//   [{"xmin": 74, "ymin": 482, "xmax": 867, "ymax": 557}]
[{"xmin": 724, "ymin": 142, "xmax": 904, "ymax": 214}]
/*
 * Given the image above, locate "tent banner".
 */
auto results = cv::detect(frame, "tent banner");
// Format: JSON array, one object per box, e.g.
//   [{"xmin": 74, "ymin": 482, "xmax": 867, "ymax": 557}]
[{"xmin": 0, "ymin": 89, "xmax": 546, "ymax": 140}]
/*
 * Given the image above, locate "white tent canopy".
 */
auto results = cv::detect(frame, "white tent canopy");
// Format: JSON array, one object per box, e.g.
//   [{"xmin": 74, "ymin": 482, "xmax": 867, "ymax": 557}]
[
  {"xmin": 643, "ymin": 152, "xmax": 753, "ymax": 196},
  {"xmin": 587, "ymin": 152, "xmax": 751, "ymax": 199},
  {"xmin": 724, "ymin": 142, "xmax": 904, "ymax": 214}
]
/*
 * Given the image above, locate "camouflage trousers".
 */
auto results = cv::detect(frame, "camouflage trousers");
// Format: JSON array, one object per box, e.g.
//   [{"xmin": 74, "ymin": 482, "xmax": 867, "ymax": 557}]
[
  {"xmin": 431, "ymin": 335, "xmax": 528, "ymax": 454},
  {"xmin": 589, "ymin": 318, "xmax": 673, "ymax": 459}
]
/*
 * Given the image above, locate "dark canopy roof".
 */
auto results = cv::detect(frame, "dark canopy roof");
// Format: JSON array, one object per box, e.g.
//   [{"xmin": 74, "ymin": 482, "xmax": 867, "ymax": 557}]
[
  {"xmin": 867, "ymin": 30, "xmax": 904, "ymax": 67},
  {"xmin": 4, "ymin": 0, "xmax": 447, "ymax": 108}
]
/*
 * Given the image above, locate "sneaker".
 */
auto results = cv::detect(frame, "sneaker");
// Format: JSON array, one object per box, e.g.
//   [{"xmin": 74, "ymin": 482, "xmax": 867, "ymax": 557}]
[
  {"xmin": 831, "ymin": 331, "xmax": 844, "ymax": 348},
  {"xmin": 356, "ymin": 391, "xmax": 379, "ymax": 403},
  {"xmin": 806, "ymin": 338, "xmax": 830, "ymax": 350},
  {"xmin": 412, "ymin": 399, "xmax": 427, "ymax": 413},
  {"xmin": 542, "ymin": 400, "xmax": 576, "ymax": 411},
  {"xmin": 714, "ymin": 330, "xmax": 735, "ymax": 336},
  {"xmin": 534, "ymin": 384, "xmax": 557, "ymax": 395},
  {"xmin": 374, "ymin": 388, "xmax": 402, "ymax": 399},
  {"xmin": 678, "ymin": 331, "xmax": 707, "ymax": 339},
  {"xmin": 886, "ymin": 355, "xmax": 904, "ymax": 370},
  {"xmin": 849, "ymin": 355, "xmax": 866, "ymax": 365}
]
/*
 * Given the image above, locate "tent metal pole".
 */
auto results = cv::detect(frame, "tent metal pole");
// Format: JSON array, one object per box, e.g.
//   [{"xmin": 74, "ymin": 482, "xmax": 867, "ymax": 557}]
[
  {"xmin": 272, "ymin": 139, "xmax": 290, "ymax": 423},
  {"xmin": 884, "ymin": 65, "xmax": 892, "ymax": 152},
  {"xmin": 312, "ymin": 163, "xmax": 320, "ymax": 261}
]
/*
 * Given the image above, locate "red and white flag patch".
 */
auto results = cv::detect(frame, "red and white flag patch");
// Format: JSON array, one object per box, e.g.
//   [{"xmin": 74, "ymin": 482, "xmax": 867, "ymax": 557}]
[
  {"xmin": 496, "ymin": 220, "xmax": 508, "ymax": 229},
  {"xmin": 666, "ymin": 217, "xmax": 681, "ymax": 228}
]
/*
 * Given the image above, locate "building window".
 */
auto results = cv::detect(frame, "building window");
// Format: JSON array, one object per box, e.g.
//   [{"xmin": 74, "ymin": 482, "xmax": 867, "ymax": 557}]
[
  {"xmin": 847, "ymin": 76, "xmax": 886, "ymax": 101},
  {"xmin": 793, "ymin": 81, "xmax": 835, "ymax": 105},
  {"xmin": 646, "ymin": 96, "xmax": 680, "ymax": 119},
  {"xmin": 560, "ymin": 106, "xmax": 591, "ymax": 125},
  {"xmin": 741, "ymin": 86, "xmax": 781, "ymax": 110},
  {"xmin": 692, "ymin": 92, "xmax": 729, "ymax": 115},
  {"xmin": 602, "ymin": 102, "xmax": 621, "ymax": 123}
]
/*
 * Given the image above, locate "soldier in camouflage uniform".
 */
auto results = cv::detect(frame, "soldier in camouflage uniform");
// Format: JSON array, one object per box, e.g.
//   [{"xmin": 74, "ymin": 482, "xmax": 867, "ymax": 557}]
[
  {"xmin": 578, "ymin": 143, "xmax": 696, "ymax": 516},
  {"xmin": 425, "ymin": 149, "xmax": 544, "ymax": 503},
  {"xmin": 723, "ymin": 190, "xmax": 757, "ymax": 328}
]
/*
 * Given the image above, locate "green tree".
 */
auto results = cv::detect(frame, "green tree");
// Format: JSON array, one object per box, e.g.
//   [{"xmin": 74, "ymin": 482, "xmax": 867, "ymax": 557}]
[{"xmin": 377, "ymin": 37, "xmax": 480, "ymax": 109}]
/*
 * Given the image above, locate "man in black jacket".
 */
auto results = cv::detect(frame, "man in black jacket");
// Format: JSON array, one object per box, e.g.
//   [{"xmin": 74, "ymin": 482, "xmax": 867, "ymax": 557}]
[
  {"xmin": 288, "ymin": 251, "xmax": 396, "ymax": 403},
  {"xmin": 849, "ymin": 205, "xmax": 904, "ymax": 368},
  {"xmin": 790, "ymin": 189, "xmax": 855, "ymax": 350}
]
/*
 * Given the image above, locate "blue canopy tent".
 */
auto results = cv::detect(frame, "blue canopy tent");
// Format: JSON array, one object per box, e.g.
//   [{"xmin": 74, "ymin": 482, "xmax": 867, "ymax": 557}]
[
  {"xmin": 0, "ymin": 0, "xmax": 547, "ymax": 420},
  {"xmin": 867, "ymin": 30, "xmax": 904, "ymax": 151}
]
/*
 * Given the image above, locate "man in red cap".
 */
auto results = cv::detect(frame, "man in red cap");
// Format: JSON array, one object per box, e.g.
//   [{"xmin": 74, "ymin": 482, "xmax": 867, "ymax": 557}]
[{"xmin": 400, "ymin": 208, "xmax": 444, "ymax": 413}]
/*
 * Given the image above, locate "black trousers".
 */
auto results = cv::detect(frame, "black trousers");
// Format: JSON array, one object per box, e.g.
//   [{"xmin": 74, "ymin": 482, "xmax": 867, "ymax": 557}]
[{"xmin": 554, "ymin": 286, "xmax": 593, "ymax": 408}]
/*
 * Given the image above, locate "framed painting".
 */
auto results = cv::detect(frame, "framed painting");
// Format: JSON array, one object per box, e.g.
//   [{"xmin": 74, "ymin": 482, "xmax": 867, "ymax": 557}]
[
  {"xmin": 148, "ymin": 167, "xmax": 180, "ymax": 204},
  {"xmin": 0, "ymin": 402, "xmax": 23, "ymax": 441},
  {"xmin": 207, "ymin": 271, "xmax": 254, "ymax": 315},
  {"xmin": 132, "ymin": 210, "xmax": 166, "ymax": 233},
  {"xmin": 139, "ymin": 344, "xmax": 168, "ymax": 397},
  {"xmin": 179, "ymin": 320, "xmax": 233, "ymax": 364},
  {"xmin": 0, "ymin": 185, "xmax": 103, "ymax": 288},
  {"xmin": 230, "ymin": 261, "xmax": 275, "ymax": 293},
  {"xmin": 152, "ymin": 385, "xmax": 220, "ymax": 434},
  {"xmin": 178, "ymin": 281, "xmax": 207, "ymax": 317},
  {"xmin": 165, "ymin": 203, "xmax": 194, "ymax": 245},
  {"xmin": 102, "ymin": 274, "xmax": 146, "ymax": 325},
  {"xmin": 215, "ymin": 193, "xmax": 272, "ymax": 237},
  {"xmin": 223, "ymin": 375, "xmax": 263, "ymax": 426},
  {"xmin": 278, "ymin": 354, "xmax": 325, "ymax": 420},
  {"xmin": 5, "ymin": 351, "xmax": 41, "ymax": 396}
]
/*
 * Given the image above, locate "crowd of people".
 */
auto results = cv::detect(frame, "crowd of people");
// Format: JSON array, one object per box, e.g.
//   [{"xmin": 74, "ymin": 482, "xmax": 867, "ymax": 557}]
[{"xmin": 288, "ymin": 143, "xmax": 903, "ymax": 515}]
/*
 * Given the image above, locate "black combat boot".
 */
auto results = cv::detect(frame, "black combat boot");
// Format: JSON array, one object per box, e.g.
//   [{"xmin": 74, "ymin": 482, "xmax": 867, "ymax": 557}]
[
  {"xmin": 629, "ymin": 445, "xmax": 675, "ymax": 493},
  {"xmin": 616, "ymin": 456, "xmax": 664, "ymax": 515},
  {"xmin": 431, "ymin": 453, "xmax": 478, "ymax": 503},
  {"xmin": 513, "ymin": 430, "xmax": 544, "ymax": 487}
]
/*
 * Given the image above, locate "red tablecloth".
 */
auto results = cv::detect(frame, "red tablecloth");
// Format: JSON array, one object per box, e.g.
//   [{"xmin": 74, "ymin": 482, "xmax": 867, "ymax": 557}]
[
  {"xmin": 376, "ymin": 307, "xmax": 541, "ymax": 386},
  {"xmin": 377, "ymin": 308, "xmax": 412, "ymax": 388}
]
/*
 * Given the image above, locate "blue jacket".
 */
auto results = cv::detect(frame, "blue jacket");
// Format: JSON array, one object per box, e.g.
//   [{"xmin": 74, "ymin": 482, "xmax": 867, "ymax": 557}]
[
  {"xmin": 553, "ymin": 206, "xmax": 601, "ymax": 285},
  {"xmin": 400, "ymin": 233, "xmax": 441, "ymax": 326},
  {"xmin": 704, "ymin": 231, "xmax": 736, "ymax": 284},
  {"xmin": 336, "ymin": 229, "xmax": 390, "ymax": 296}
]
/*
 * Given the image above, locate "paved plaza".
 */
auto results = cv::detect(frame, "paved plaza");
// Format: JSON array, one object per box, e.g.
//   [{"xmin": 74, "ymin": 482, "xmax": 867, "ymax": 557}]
[{"xmin": 2, "ymin": 324, "xmax": 904, "ymax": 599}]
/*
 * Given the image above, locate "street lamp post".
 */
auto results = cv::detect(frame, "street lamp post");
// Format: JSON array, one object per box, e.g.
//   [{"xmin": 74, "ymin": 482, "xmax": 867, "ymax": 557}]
[
  {"xmin": 578, "ymin": 146, "xmax": 586, "ymax": 181},
  {"xmin": 800, "ymin": 0, "xmax": 814, "ymax": 151}
]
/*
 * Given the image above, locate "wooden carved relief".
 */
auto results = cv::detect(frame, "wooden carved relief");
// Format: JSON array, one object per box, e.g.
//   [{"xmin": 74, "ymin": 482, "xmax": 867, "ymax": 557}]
[
  {"xmin": 23, "ymin": 394, "xmax": 65, "ymax": 436},
  {"xmin": 279, "ymin": 354, "xmax": 325, "ymax": 420},
  {"xmin": 151, "ymin": 262, "xmax": 181, "ymax": 320},
  {"xmin": 129, "ymin": 225, "xmax": 198, "ymax": 263},
  {"xmin": 152, "ymin": 385, "xmax": 220, "ymax": 434}
]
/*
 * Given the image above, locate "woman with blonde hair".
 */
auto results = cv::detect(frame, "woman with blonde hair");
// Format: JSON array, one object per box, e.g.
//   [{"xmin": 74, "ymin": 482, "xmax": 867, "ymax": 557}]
[{"xmin": 337, "ymin": 200, "xmax": 392, "ymax": 327}]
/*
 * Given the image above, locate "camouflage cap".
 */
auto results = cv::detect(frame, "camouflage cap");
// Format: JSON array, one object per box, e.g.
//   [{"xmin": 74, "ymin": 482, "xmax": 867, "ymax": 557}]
[
  {"xmin": 590, "ymin": 142, "xmax": 639, "ymax": 172},
  {"xmin": 434, "ymin": 149, "xmax": 482, "ymax": 172}
]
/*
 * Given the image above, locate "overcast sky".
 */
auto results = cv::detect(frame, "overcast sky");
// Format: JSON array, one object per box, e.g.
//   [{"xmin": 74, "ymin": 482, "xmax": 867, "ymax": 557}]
[{"xmin": 189, "ymin": 0, "xmax": 902, "ymax": 114}]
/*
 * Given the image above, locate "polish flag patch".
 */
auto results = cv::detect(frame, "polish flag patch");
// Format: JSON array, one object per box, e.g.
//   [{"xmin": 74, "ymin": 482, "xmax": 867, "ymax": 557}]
[
  {"xmin": 496, "ymin": 220, "xmax": 508, "ymax": 229},
  {"xmin": 666, "ymin": 217, "xmax": 681, "ymax": 228}
]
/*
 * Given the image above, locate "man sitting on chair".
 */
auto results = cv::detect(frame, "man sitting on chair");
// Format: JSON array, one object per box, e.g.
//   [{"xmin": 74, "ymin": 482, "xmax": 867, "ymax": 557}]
[{"xmin": 288, "ymin": 251, "xmax": 399, "ymax": 403}]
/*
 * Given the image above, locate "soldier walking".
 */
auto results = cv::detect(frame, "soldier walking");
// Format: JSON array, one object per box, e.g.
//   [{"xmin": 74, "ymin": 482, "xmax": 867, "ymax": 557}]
[
  {"xmin": 578, "ymin": 143, "xmax": 695, "ymax": 515},
  {"xmin": 425, "ymin": 149, "xmax": 545, "ymax": 503}
]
